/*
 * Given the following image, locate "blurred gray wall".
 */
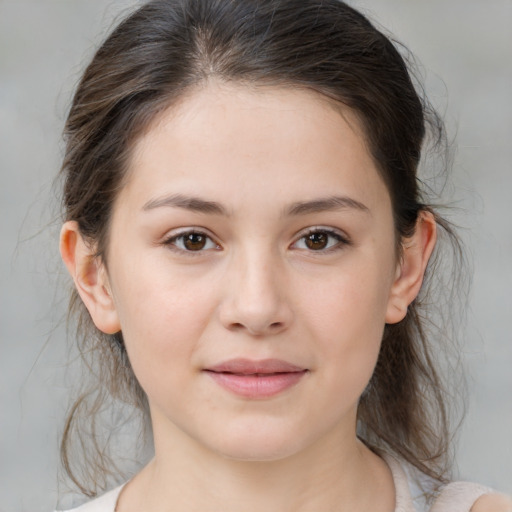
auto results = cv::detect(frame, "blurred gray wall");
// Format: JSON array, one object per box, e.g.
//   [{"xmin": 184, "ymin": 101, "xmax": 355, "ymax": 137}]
[{"xmin": 1, "ymin": 1, "xmax": 511, "ymax": 510}]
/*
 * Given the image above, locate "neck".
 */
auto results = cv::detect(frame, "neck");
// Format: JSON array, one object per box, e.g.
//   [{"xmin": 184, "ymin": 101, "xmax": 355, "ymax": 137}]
[{"xmin": 118, "ymin": 416, "xmax": 395, "ymax": 512}]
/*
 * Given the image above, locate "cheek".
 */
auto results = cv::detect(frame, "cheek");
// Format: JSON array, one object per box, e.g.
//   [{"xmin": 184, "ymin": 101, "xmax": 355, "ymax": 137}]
[
  {"xmin": 109, "ymin": 260, "xmax": 217, "ymax": 385},
  {"xmin": 297, "ymin": 262, "xmax": 392, "ymax": 394},
  {"xmin": 300, "ymin": 260, "xmax": 392, "ymax": 340}
]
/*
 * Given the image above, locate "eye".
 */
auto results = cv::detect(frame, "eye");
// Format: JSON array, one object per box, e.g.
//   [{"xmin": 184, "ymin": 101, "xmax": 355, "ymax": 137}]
[
  {"xmin": 292, "ymin": 228, "xmax": 349, "ymax": 252},
  {"xmin": 164, "ymin": 230, "xmax": 219, "ymax": 252}
]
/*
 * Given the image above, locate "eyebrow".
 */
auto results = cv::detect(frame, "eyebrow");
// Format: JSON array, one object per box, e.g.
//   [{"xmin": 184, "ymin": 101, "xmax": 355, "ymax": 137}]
[
  {"xmin": 284, "ymin": 196, "xmax": 370, "ymax": 216},
  {"xmin": 142, "ymin": 194, "xmax": 228, "ymax": 215},
  {"xmin": 142, "ymin": 193, "xmax": 370, "ymax": 217}
]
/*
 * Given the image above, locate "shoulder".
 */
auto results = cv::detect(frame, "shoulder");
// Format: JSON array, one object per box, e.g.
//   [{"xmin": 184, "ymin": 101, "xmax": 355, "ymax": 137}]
[
  {"xmin": 54, "ymin": 484, "xmax": 125, "ymax": 512},
  {"xmin": 470, "ymin": 493, "xmax": 512, "ymax": 512},
  {"xmin": 430, "ymin": 481, "xmax": 511, "ymax": 512},
  {"xmin": 381, "ymin": 453, "xmax": 511, "ymax": 512}
]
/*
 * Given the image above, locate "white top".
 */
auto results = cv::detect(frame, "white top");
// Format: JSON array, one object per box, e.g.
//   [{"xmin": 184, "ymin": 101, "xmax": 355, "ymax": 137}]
[{"xmin": 56, "ymin": 454, "xmax": 492, "ymax": 512}]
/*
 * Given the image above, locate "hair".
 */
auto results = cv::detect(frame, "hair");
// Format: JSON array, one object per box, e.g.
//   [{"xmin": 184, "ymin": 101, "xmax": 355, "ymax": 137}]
[{"xmin": 60, "ymin": 0, "xmax": 463, "ymax": 497}]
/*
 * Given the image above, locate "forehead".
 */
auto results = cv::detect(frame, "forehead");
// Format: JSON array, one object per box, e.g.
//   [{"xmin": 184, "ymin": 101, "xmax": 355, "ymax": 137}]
[{"xmin": 124, "ymin": 82, "xmax": 390, "ymax": 213}]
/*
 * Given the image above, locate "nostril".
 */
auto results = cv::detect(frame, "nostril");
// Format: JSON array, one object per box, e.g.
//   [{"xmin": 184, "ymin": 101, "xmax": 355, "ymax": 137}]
[{"xmin": 227, "ymin": 321, "xmax": 284, "ymax": 335}]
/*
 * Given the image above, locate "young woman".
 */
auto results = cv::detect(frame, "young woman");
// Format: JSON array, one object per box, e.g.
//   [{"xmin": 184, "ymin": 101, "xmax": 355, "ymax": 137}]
[{"xmin": 56, "ymin": 0, "xmax": 511, "ymax": 510}]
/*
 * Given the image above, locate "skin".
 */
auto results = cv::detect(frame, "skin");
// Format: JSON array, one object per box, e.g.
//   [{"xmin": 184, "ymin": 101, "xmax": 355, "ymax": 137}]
[
  {"xmin": 61, "ymin": 83, "xmax": 438, "ymax": 512},
  {"xmin": 472, "ymin": 494, "xmax": 512, "ymax": 512}
]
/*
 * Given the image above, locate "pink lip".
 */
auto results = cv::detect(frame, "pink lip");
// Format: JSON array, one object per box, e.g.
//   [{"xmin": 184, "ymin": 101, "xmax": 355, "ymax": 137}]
[{"xmin": 204, "ymin": 358, "xmax": 308, "ymax": 399}]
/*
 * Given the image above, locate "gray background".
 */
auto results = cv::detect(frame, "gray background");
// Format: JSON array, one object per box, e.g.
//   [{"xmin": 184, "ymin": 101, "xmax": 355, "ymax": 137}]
[{"xmin": 1, "ymin": 1, "xmax": 511, "ymax": 510}]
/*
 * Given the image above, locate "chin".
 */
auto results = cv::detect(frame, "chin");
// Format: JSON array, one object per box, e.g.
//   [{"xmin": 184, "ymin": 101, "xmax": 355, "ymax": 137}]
[{"xmin": 201, "ymin": 419, "xmax": 313, "ymax": 463}]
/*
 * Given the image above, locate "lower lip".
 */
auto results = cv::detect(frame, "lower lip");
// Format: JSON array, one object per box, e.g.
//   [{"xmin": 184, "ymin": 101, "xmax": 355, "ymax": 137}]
[{"xmin": 205, "ymin": 371, "xmax": 307, "ymax": 398}]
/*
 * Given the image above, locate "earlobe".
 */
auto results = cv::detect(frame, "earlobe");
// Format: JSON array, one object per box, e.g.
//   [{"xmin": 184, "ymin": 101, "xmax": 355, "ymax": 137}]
[
  {"xmin": 385, "ymin": 211, "xmax": 437, "ymax": 324},
  {"xmin": 60, "ymin": 221, "xmax": 121, "ymax": 334}
]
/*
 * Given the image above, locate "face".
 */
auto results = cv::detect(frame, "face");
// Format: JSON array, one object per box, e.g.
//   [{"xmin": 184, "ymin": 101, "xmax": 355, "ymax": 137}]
[{"xmin": 100, "ymin": 83, "xmax": 402, "ymax": 461}]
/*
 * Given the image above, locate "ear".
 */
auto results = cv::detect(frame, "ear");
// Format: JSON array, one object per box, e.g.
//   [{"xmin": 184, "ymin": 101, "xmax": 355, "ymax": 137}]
[
  {"xmin": 60, "ymin": 221, "xmax": 121, "ymax": 334},
  {"xmin": 385, "ymin": 211, "xmax": 437, "ymax": 324}
]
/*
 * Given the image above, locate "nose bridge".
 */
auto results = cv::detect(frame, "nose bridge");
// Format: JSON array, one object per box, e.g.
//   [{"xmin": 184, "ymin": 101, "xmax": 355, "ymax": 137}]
[{"xmin": 220, "ymin": 241, "xmax": 291, "ymax": 335}]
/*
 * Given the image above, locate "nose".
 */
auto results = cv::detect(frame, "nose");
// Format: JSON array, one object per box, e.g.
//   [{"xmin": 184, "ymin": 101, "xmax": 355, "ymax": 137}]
[{"xmin": 218, "ymin": 248, "xmax": 293, "ymax": 336}]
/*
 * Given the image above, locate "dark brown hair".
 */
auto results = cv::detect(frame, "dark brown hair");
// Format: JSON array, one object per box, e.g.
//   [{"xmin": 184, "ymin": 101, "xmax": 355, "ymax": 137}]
[{"xmin": 60, "ymin": 0, "xmax": 462, "ymax": 497}]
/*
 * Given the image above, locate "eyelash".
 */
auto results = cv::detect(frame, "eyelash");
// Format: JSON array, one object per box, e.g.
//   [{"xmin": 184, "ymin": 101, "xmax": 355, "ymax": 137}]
[
  {"xmin": 162, "ymin": 229, "xmax": 220, "ymax": 255},
  {"xmin": 291, "ymin": 227, "xmax": 351, "ymax": 253},
  {"xmin": 161, "ymin": 227, "xmax": 351, "ymax": 255}
]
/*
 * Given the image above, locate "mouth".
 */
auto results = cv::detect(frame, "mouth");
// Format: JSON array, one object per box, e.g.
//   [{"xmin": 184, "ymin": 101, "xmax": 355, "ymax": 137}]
[{"xmin": 203, "ymin": 358, "xmax": 308, "ymax": 399}]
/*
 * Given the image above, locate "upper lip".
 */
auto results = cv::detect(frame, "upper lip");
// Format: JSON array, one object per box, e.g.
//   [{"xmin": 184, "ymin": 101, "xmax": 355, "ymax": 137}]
[{"xmin": 205, "ymin": 358, "xmax": 306, "ymax": 374}]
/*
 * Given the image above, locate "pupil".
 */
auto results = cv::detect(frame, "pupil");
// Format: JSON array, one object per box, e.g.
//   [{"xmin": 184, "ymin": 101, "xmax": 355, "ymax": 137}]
[
  {"xmin": 184, "ymin": 233, "xmax": 206, "ymax": 250},
  {"xmin": 306, "ymin": 232, "xmax": 328, "ymax": 250}
]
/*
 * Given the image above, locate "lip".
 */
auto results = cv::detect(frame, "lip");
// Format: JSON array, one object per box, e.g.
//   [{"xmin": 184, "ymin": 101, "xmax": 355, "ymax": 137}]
[{"xmin": 203, "ymin": 358, "xmax": 308, "ymax": 399}]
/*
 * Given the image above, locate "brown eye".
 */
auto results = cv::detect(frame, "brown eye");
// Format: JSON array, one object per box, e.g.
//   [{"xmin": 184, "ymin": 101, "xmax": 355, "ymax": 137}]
[
  {"xmin": 305, "ymin": 232, "xmax": 329, "ymax": 250},
  {"xmin": 292, "ymin": 229, "xmax": 349, "ymax": 252},
  {"xmin": 165, "ymin": 231, "xmax": 218, "ymax": 253},
  {"xmin": 183, "ymin": 233, "xmax": 207, "ymax": 251}
]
